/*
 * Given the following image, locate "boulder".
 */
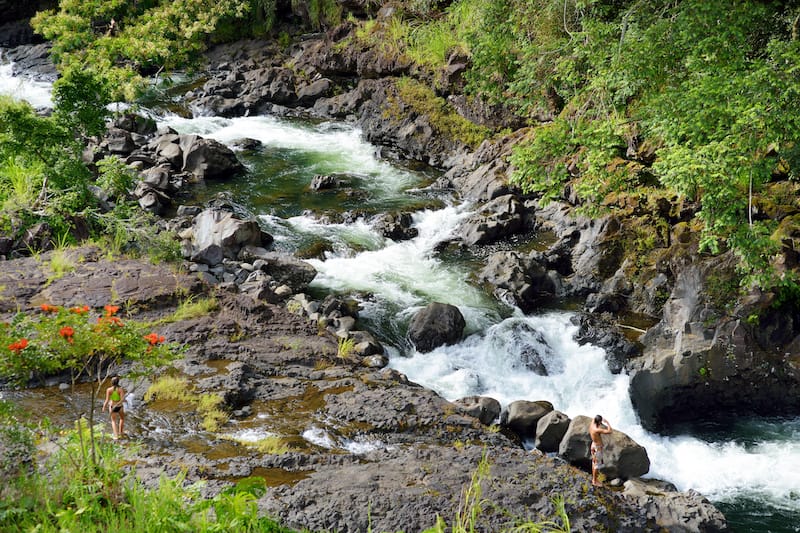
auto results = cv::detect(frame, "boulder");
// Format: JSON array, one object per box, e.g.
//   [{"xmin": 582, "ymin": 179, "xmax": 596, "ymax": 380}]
[
  {"xmin": 478, "ymin": 251, "xmax": 563, "ymax": 313},
  {"xmin": 501, "ymin": 400, "xmax": 553, "ymax": 442},
  {"xmin": 459, "ymin": 194, "xmax": 526, "ymax": 245},
  {"xmin": 349, "ymin": 330, "xmax": 384, "ymax": 358},
  {"xmin": 296, "ymin": 77, "xmax": 333, "ymax": 106},
  {"xmin": 534, "ymin": 410, "xmax": 570, "ymax": 453},
  {"xmin": 140, "ymin": 165, "xmax": 172, "ymax": 191},
  {"xmin": 238, "ymin": 246, "xmax": 317, "ymax": 293},
  {"xmin": 309, "ymin": 174, "xmax": 341, "ymax": 191},
  {"xmin": 499, "ymin": 319, "xmax": 558, "ymax": 376},
  {"xmin": 570, "ymin": 312, "xmax": 641, "ymax": 374},
  {"xmin": 452, "ymin": 396, "xmax": 501, "ymax": 425},
  {"xmin": 191, "ymin": 209, "xmax": 265, "ymax": 266},
  {"xmin": 375, "ymin": 212, "xmax": 418, "ymax": 241},
  {"xmin": 623, "ymin": 478, "xmax": 728, "ymax": 532},
  {"xmin": 180, "ymin": 135, "xmax": 244, "ymax": 180},
  {"xmin": 407, "ymin": 302, "xmax": 465, "ymax": 353},
  {"xmin": 103, "ymin": 127, "xmax": 136, "ymax": 155},
  {"xmin": 558, "ymin": 415, "xmax": 649, "ymax": 480}
]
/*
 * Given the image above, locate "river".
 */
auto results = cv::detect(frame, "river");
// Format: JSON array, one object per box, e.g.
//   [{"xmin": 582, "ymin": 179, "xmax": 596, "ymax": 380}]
[{"xmin": 2, "ymin": 54, "xmax": 799, "ymax": 532}]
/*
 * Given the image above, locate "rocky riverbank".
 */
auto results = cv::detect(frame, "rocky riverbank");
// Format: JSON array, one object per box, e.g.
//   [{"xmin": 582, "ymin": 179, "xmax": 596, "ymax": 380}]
[
  {"xmin": 0, "ymin": 244, "xmax": 726, "ymax": 532},
  {"xmin": 182, "ymin": 23, "xmax": 800, "ymax": 433},
  {"xmin": 6, "ymin": 8, "xmax": 799, "ymax": 529}
]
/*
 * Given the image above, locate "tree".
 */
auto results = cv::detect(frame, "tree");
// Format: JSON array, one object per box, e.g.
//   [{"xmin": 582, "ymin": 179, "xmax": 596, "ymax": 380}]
[{"xmin": 0, "ymin": 304, "xmax": 175, "ymax": 464}]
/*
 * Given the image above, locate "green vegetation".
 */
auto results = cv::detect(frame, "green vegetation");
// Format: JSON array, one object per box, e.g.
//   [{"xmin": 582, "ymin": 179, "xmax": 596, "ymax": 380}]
[
  {"xmin": 31, "ymin": 0, "xmax": 250, "ymax": 100},
  {"xmin": 145, "ymin": 375, "xmax": 230, "ymax": 432},
  {"xmin": 337, "ymin": 336, "xmax": 356, "ymax": 359},
  {"xmin": 390, "ymin": 77, "xmax": 491, "ymax": 149},
  {"xmin": 0, "ymin": 78, "xmax": 179, "ymax": 261},
  {"xmin": 0, "ymin": 414, "xmax": 298, "ymax": 532},
  {"xmin": 346, "ymin": 0, "xmax": 800, "ymax": 305},
  {"xmin": 0, "ymin": 73, "xmax": 107, "ymax": 249},
  {"xmin": 149, "ymin": 295, "xmax": 219, "ymax": 325},
  {"xmin": 223, "ymin": 433, "xmax": 291, "ymax": 455},
  {"xmin": 459, "ymin": 0, "xmax": 800, "ymax": 301},
  {"xmin": 0, "ymin": 303, "xmax": 175, "ymax": 463}
]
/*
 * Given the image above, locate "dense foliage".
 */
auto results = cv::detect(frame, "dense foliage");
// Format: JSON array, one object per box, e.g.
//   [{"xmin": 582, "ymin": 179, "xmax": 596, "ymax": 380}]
[
  {"xmin": 459, "ymin": 0, "xmax": 800, "ymax": 298},
  {"xmin": 31, "ymin": 0, "xmax": 343, "ymax": 100}
]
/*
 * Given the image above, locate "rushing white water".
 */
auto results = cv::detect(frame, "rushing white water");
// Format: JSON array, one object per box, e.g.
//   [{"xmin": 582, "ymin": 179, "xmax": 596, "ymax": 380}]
[
  {"xmin": 0, "ymin": 57, "xmax": 53, "ymax": 109},
  {"xmin": 2, "ymin": 60, "xmax": 798, "ymax": 526},
  {"xmin": 303, "ymin": 426, "xmax": 396, "ymax": 455},
  {"xmin": 159, "ymin": 114, "xmax": 422, "ymax": 199}
]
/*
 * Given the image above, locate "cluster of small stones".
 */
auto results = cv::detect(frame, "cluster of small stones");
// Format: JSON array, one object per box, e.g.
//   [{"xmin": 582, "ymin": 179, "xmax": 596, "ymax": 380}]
[{"xmin": 287, "ymin": 293, "xmax": 388, "ymax": 368}]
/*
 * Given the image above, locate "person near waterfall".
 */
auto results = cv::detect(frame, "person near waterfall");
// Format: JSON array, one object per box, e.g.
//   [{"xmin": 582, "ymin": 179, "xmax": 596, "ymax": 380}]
[
  {"xmin": 589, "ymin": 414, "xmax": 612, "ymax": 487},
  {"xmin": 102, "ymin": 375, "xmax": 126, "ymax": 440}
]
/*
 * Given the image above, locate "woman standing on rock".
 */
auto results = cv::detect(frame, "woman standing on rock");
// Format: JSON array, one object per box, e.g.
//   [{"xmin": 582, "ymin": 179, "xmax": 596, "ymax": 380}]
[{"xmin": 102, "ymin": 376, "xmax": 126, "ymax": 439}]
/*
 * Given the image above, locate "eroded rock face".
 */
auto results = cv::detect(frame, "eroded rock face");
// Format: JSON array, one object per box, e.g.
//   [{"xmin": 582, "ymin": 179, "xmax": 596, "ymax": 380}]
[
  {"xmin": 259, "ymin": 445, "xmax": 664, "ymax": 533},
  {"xmin": 628, "ymin": 256, "xmax": 800, "ymax": 432},
  {"xmin": 478, "ymin": 251, "xmax": 563, "ymax": 313},
  {"xmin": 623, "ymin": 479, "xmax": 728, "ymax": 533},
  {"xmin": 459, "ymin": 194, "xmax": 526, "ymax": 245}
]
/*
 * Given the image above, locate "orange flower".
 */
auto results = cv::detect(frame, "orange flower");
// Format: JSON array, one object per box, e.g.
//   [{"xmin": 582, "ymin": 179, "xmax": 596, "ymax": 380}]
[
  {"xmin": 104, "ymin": 305, "xmax": 120, "ymax": 316},
  {"xmin": 40, "ymin": 304, "xmax": 59, "ymax": 313},
  {"xmin": 8, "ymin": 338, "xmax": 29, "ymax": 353},
  {"xmin": 144, "ymin": 332, "xmax": 165, "ymax": 345},
  {"xmin": 69, "ymin": 305, "xmax": 90, "ymax": 314},
  {"xmin": 97, "ymin": 315, "xmax": 123, "ymax": 327},
  {"xmin": 59, "ymin": 326, "xmax": 75, "ymax": 343}
]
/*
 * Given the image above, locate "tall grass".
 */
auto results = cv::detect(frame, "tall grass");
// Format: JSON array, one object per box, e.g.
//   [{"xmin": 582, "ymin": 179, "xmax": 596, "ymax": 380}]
[
  {"xmin": 337, "ymin": 336, "xmax": 357, "ymax": 359},
  {"xmin": 405, "ymin": 0, "xmax": 484, "ymax": 69},
  {"xmin": 0, "ymin": 420, "xmax": 298, "ymax": 532},
  {"xmin": 148, "ymin": 295, "xmax": 219, "ymax": 326},
  {"xmin": 0, "ymin": 157, "xmax": 43, "ymax": 209}
]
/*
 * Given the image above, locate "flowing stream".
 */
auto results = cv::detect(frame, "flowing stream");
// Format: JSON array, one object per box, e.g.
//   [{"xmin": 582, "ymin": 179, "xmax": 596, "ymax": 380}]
[{"xmin": 3, "ymin": 58, "xmax": 799, "ymax": 532}]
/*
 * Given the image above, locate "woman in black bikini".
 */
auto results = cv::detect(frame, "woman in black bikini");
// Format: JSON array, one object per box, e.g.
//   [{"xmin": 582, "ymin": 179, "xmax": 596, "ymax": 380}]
[{"xmin": 102, "ymin": 376, "xmax": 126, "ymax": 439}]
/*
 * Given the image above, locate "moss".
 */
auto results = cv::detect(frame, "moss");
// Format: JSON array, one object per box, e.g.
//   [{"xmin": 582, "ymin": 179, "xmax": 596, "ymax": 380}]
[
  {"xmin": 390, "ymin": 78, "xmax": 492, "ymax": 149},
  {"xmin": 705, "ymin": 266, "xmax": 742, "ymax": 312}
]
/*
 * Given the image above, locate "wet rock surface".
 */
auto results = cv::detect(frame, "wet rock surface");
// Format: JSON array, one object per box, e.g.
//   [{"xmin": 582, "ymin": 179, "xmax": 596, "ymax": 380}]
[{"xmin": 0, "ymin": 249, "xmax": 726, "ymax": 532}]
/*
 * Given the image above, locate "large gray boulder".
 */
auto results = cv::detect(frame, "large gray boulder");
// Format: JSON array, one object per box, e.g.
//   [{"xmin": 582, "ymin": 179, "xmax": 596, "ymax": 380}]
[
  {"xmin": 191, "ymin": 209, "xmax": 266, "ymax": 266},
  {"xmin": 535, "ymin": 409, "xmax": 570, "ymax": 453},
  {"xmin": 501, "ymin": 400, "xmax": 553, "ymax": 442},
  {"xmin": 558, "ymin": 415, "xmax": 650, "ymax": 480},
  {"xmin": 179, "ymin": 134, "xmax": 244, "ymax": 180},
  {"xmin": 623, "ymin": 478, "xmax": 728, "ymax": 533},
  {"xmin": 452, "ymin": 396, "xmax": 502, "ymax": 425},
  {"xmin": 407, "ymin": 302, "xmax": 465, "ymax": 353}
]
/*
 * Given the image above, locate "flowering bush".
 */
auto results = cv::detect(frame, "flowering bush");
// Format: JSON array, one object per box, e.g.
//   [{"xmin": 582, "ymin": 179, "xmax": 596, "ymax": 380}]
[{"xmin": 0, "ymin": 303, "xmax": 175, "ymax": 386}]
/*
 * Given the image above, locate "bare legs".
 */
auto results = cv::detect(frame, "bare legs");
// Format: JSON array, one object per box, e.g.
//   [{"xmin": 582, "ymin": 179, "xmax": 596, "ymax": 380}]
[{"xmin": 109, "ymin": 409, "xmax": 125, "ymax": 439}]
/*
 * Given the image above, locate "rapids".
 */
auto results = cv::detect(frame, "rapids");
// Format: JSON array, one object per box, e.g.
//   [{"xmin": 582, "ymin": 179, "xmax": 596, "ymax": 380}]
[{"xmin": 2, "ymin": 57, "xmax": 798, "ymax": 531}]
